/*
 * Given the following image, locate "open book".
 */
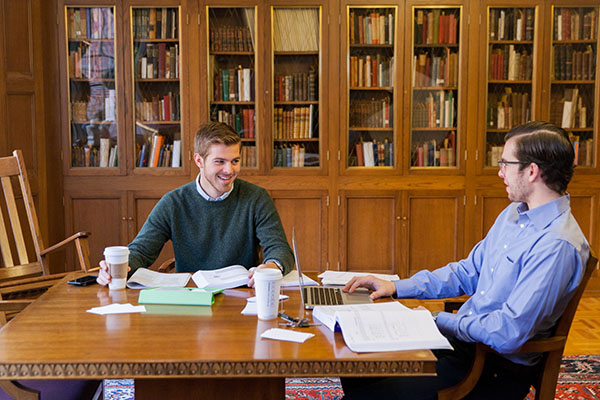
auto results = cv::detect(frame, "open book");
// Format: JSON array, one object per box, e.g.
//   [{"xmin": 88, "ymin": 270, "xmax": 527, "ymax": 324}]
[
  {"xmin": 126, "ymin": 268, "xmax": 191, "ymax": 289},
  {"xmin": 313, "ymin": 302, "xmax": 452, "ymax": 353},
  {"xmin": 126, "ymin": 266, "xmax": 251, "ymax": 290},
  {"xmin": 317, "ymin": 271, "xmax": 400, "ymax": 286}
]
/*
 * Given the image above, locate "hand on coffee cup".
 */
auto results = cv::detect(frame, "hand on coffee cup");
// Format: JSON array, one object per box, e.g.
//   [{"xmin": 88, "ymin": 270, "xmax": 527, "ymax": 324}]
[
  {"xmin": 247, "ymin": 262, "xmax": 281, "ymax": 288},
  {"xmin": 98, "ymin": 246, "xmax": 130, "ymax": 290}
]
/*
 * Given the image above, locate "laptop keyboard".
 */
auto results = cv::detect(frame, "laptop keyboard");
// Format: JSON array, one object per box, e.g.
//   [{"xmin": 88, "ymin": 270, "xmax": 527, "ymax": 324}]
[{"xmin": 305, "ymin": 286, "xmax": 344, "ymax": 305}]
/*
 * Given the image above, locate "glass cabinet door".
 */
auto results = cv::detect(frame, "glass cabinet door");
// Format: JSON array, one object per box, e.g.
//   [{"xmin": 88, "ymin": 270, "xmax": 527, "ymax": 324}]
[
  {"xmin": 346, "ymin": 6, "xmax": 396, "ymax": 168},
  {"xmin": 66, "ymin": 6, "xmax": 118, "ymax": 168},
  {"xmin": 485, "ymin": 7, "xmax": 537, "ymax": 168},
  {"xmin": 131, "ymin": 7, "xmax": 182, "ymax": 169},
  {"xmin": 208, "ymin": 6, "xmax": 257, "ymax": 169},
  {"xmin": 410, "ymin": 7, "xmax": 461, "ymax": 169},
  {"xmin": 549, "ymin": 6, "xmax": 598, "ymax": 167},
  {"xmin": 271, "ymin": 7, "xmax": 321, "ymax": 169}
]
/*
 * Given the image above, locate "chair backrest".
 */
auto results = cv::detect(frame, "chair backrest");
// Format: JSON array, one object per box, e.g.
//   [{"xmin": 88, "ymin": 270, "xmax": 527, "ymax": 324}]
[{"xmin": 0, "ymin": 150, "xmax": 47, "ymax": 280}]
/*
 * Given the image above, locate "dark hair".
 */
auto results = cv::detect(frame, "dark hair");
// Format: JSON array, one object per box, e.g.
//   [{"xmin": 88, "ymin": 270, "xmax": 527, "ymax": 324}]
[
  {"xmin": 504, "ymin": 121, "xmax": 574, "ymax": 194},
  {"xmin": 194, "ymin": 122, "xmax": 241, "ymax": 157}
]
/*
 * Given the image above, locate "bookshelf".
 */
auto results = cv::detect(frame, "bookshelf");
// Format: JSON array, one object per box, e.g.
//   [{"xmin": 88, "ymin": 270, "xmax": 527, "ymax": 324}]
[
  {"xmin": 549, "ymin": 6, "xmax": 598, "ymax": 168},
  {"xmin": 207, "ymin": 6, "xmax": 257, "ymax": 169},
  {"xmin": 132, "ymin": 7, "xmax": 182, "ymax": 169},
  {"xmin": 271, "ymin": 7, "xmax": 321, "ymax": 169},
  {"xmin": 65, "ymin": 6, "xmax": 118, "ymax": 169},
  {"xmin": 410, "ymin": 6, "xmax": 461, "ymax": 169},
  {"xmin": 346, "ymin": 6, "xmax": 397, "ymax": 168},
  {"xmin": 484, "ymin": 6, "xmax": 537, "ymax": 167}
]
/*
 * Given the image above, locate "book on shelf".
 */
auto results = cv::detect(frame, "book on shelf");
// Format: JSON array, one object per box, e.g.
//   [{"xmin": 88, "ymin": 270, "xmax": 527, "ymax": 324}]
[
  {"xmin": 133, "ymin": 8, "xmax": 178, "ymax": 40},
  {"xmin": 350, "ymin": 10, "xmax": 394, "ymax": 45},
  {"xmin": 415, "ymin": 9, "xmax": 458, "ymax": 45},
  {"xmin": 555, "ymin": 8, "xmax": 597, "ymax": 41},
  {"xmin": 312, "ymin": 301, "xmax": 452, "ymax": 353},
  {"xmin": 487, "ymin": 88, "xmax": 531, "ymax": 129},
  {"xmin": 412, "ymin": 90, "xmax": 454, "ymax": 129},
  {"xmin": 412, "ymin": 131, "xmax": 455, "ymax": 167},
  {"xmin": 413, "ymin": 49, "xmax": 458, "ymax": 87},
  {"xmin": 171, "ymin": 139, "xmax": 181, "ymax": 168},
  {"xmin": 353, "ymin": 139, "xmax": 392, "ymax": 167},
  {"xmin": 349, "ymin": 97, "xmax": 391, "ymax": 128},
  {"xmin": 241, "ymin": 144, "xmax": 257, "ymax": 168},
  {"xmin": 210, "ymin": 25, "xmax": 254, "ymax": 52},
  {"xmin": 489, "ymin": 8, "xmax": 534, "ymax": 41}
]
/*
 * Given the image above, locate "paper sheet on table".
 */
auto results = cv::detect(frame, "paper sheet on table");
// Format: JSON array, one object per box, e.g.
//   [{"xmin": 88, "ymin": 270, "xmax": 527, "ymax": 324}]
[
  {"xmin": 242, "ymin": 295, "xmax": 288, "ymax": 315},
  {"xmin": 260, "ymin": 328, "xmax": 314, "ymax": 343},
  {"xmin": 280, "ymin": 270, "xmax": 319, "ymax": 287},
  {"xmin": 246, "ymin": 294, "xmax": 289, "ymax": 303},
  {"xmin": 317, "ymin": 271, "xmax": 400, "ymax": 286},
  {"xmin": 86, "ymin": 303, "xmax": 146, "ymax": 315}
]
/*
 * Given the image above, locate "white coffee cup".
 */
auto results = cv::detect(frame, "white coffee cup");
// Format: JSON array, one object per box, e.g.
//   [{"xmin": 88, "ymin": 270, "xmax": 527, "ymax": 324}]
[
  {"xmin": 254, "ymin": 268, "xmax": 283, "ymax": 320},
  {"xmin": 104, "ymin": 246, "xmax": 130, "ymax": 290}
]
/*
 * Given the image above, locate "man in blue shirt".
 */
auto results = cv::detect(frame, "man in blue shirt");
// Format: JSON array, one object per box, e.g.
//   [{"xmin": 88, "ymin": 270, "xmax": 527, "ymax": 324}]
[{"xmin": 342, "ymin": 121, "xmax": 590, "ymax": 400}]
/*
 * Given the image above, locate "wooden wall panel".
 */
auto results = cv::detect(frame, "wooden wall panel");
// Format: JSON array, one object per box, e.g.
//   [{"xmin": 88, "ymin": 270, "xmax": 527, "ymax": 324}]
[
  {"xmin": 6, "ymin": 95, "xmax": 36, "ymax": 176},
  {"xmin": 131, "ymin": 194, "xmax": 174, "ymax": 270},
  {"xmin": 570, "ymin": 194, "xmax": 594, "ymax": 244},
  {"xmin": 271, "ymin": 190, "xmax": 327, "ymax": 273},
  {"xmin": 3, "ymin": 0, "xmax": 32, "ymax": 75},
  {"xmin": 478, "ymin": 193, "xmax": 510, "ymax": 239}
]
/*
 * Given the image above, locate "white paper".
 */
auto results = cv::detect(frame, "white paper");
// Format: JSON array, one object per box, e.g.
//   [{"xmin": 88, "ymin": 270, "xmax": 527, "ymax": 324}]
[
  {"xmin": 86, "ymin": 303, "xmax": 146, "ymax": 315},
  {"xmin": 260, "ymin": 328, "xmax": 315, "ymax": 343},
  {"xmin": 313, "ymin": 301, "xmax": 410, "ymax": 331},
  {"xmin": 280, "ymin": 270, "xmax": 319, "ymax": 287},
  {"xmin": 126, "ymin": 268, "xmax": 191, "ymax": 289},
  {"xmin": 241, "ymin": 302, "xmax": 258, "ymax": 315},
  {"xmin": 317, "ymin": 271, "xmax": 400, "ymax": 286},
  {"xmin": 247, "ymin": 294, "xmax": 289, "ymax": 303},
  {"xmin": 192, "ymin": 265, "xmax": 249, "ymax": 289}
]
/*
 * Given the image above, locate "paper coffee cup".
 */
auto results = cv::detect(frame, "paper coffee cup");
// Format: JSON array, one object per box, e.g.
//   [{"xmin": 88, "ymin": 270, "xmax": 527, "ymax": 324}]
[
  {"xmin": 104, "ymin": 246, "xmax": 129, "ymax": 290},
  {"xmin": 254, "ymin": 268, "xmax": 283, "ymax": 320}
]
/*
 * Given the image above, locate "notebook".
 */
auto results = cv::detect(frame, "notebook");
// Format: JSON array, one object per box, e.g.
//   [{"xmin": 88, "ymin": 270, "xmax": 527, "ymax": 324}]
[{"xmin": 292, "ymin": 228, "xmax": 372, "ymax": 310}]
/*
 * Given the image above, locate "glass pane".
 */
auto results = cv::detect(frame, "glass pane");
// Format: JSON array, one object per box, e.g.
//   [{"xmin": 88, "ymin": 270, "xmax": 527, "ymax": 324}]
[
  {"xmin": 132, "ymin": 7, "xmax": 182, "ymax": 169},
  {"xmin": 347, "ymin": 7, "xmax": 395, "ymax": 168},
  {"xmin": 67, "ymin": 7, "xmax": 117, "ymax": 168},
  {"xmin": 550, "ymin": 7, "xmax": 597, "ymax": 167},
  {"xmin": 410, "ymin": 7, "xmax": 460, "ymax": 168},
  {"xmin": 208, "ymin": 7, "xmax": 257, "ymax": 169},
  {"xmin": 272, "ymin": 7, "xmax": 320, "ymax": 168},
  {"xmin": 485, "ymin": 7, "xmax": 535, "ymax": 167}
]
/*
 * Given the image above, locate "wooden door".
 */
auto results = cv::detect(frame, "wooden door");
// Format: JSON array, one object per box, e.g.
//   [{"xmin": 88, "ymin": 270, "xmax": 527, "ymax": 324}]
[{"xmin": 271, "ymin": 190, "xmax": 328, "ymax": 273}]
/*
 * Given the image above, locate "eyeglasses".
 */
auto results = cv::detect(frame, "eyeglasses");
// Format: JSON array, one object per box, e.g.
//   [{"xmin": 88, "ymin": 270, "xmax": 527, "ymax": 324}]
[{"xmin": 497, "ymin": 159, "xmax": 528, "ymax": 169}]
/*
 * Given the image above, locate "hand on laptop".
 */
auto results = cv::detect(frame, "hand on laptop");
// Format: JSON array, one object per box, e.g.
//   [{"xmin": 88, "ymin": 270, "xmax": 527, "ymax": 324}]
[
  {"xmin": 247, "ymin": 262, "xmax": 281, "ymax": 288},
  {"xmin": 343, "ymin": 275, "xmax": 396, "ymax": 300}
]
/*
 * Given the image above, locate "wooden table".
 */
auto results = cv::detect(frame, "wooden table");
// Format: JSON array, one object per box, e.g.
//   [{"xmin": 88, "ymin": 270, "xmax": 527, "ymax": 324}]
[{"xmin": 0, "ymin": 273, "xmax": 437, "ymax": 399}]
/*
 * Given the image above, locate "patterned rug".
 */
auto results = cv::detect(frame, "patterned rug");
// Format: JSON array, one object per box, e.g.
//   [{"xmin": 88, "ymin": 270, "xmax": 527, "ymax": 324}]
[{"xmin": 103, "ymin": 355, "xmax": 600, "ymax": 400}]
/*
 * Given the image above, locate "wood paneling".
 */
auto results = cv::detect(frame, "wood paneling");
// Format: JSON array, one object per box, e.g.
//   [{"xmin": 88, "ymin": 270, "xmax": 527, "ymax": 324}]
[
  {"xmin": 6, "ymin": 95, "xmax": 36, "ymax": 175},
  {"xmin": 3, "ymin": 0, "xmax": 32, "ymax": 75}
]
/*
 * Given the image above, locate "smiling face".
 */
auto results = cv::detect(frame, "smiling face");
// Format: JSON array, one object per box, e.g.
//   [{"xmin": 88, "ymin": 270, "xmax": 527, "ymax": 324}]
[
  {"xmin": 498, "ymin": 138, "xmax": 531, "ymax": 203},
  {"xmin": 194, "ymin": 143, "xmax": 241, "ymax": 198}
]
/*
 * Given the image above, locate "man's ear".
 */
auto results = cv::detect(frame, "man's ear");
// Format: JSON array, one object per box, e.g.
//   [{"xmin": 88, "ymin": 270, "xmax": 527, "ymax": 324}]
[
  {"xmin": 193, "ymin": 153, "xmax": 204, "ymax": 170},
  {"xmin": 527, "ymin": 162, "xmax": 541, "ymax": 183}
]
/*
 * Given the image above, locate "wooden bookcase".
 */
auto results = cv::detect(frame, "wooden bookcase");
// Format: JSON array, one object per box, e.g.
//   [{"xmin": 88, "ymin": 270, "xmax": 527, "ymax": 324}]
[{"xmin": 48, "ymin": 0, "xmax": 599, "ymax": 288}]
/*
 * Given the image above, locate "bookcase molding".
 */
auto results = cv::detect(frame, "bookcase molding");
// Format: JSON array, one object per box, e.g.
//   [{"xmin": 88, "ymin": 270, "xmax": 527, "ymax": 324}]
[{"xmin": 45, "ymin": 0, "xmax": 600, "ymax": 289}]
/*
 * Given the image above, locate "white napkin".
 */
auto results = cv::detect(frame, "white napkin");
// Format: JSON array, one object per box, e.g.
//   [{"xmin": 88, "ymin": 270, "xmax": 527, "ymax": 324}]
[
  {"xmin": 260, "ymin": 328, "xmax": 315, "ymax": 343},
  {"xmin": 87, "ymin": 303, "xmax": 146, "ymax": 315}
]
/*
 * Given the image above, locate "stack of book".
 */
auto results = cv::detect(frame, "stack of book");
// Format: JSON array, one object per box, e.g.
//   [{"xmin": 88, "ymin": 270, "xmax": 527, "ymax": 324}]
[
  {"xmin": 273, "ymin": 106, "xmax": 314, "ymax": 139},
  {"xmin": 68, "ymin": 7, "xmax": 114, "ymax": 39},
  {"xmin": 135, "ymin": 93, "xmax": 180, "ymax": 122},
  {"xmin": 354, "ymin": 139, "xmax": 393, "ymax": 167},
  {"xmin": 212, "ymin": 108, "xmax": 255, "ymax": 138},
  {"xmin": 487, "ymin": 88, "xmax": 531, "ymax": 130},
  {"xmin": 136, "ymin": 137, "xmax": 180, "ymax": 168},
  {"xmin": 414, "ymin": 9, "xmax": 458, "ymax": 45},
  {"xmin": 350, "ymin": 55, "xmax": 393, "ymax": 88},
  {"xmin": 349, "ymin": 10, "xmax": 394, "ymax": 45},
  {"xmin": 349, "ymin": 97, "xmax": 391, "ymax": 128},
  {"xmin": 489, "ymin": 8, "xmax": 534, "ymax": 41},
  {"xmin": 273, "ymin": 71, "xmax": 317, "ymax": 101},
  {"xmin": 411, "ymin": 132, "xmax": 455, "ymax": 167},
  {"xmin": 554, "ymin": 8, "xmax": 598, "ymax": 41},
  {"xmin": 412, "ymin": 91, "xmax": 455, "ymax": 128},
  {"xmin": 133, "ymin": 8, "xmax": 178, "ymax": 39},
  {"xmin": 210, "ymin": 25, "xmax": 253, "ymax": 52},
  {"xmin": 213, "ymin": 68, "xmax": 254, "ymax": 102},
  {"xmin": 134, "ymin": 43, "xmax": 179, "ymax": 79},
  {"xmin": 413, "ymin": 49, "xmax": 458, "ymax": 87},
  {"xmin": 489, "ymin": 45, "xmax": 533, "ymax": 81}
]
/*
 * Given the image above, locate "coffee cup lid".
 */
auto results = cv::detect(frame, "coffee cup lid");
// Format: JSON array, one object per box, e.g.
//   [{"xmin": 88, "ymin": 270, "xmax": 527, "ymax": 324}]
[
  {"xmin": 254, "ymin": 268, "xmax": 283, "ymax": 280},
  {"xmin": 103, "ymin": 246, "xmax": 130, "ymax": 257}
]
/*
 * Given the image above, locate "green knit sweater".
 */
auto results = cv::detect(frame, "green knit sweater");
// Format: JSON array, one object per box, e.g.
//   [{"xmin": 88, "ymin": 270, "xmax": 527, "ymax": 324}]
[{"xmin": 128, "ymin": 179, "xmax": 294, "ymax": 274}]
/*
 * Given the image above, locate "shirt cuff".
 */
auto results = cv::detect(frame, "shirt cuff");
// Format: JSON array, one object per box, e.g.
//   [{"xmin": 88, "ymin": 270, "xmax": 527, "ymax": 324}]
[
  {"xmin": 393, "ymin": 279, "xmax": 418, "ymax": 298},
  {"xmin": 264, "ymin": 259, "xmax": 284, "ymax": 273},
  {"xmin": 435, "ymin": 311, "xmax": 459, "ymax": 337}
]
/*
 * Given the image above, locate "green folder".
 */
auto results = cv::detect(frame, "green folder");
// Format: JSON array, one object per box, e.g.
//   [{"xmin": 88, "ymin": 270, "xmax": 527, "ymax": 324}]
[{"xmin": 138, "ymin": 287, "xmax": 223, "ymax": 306}]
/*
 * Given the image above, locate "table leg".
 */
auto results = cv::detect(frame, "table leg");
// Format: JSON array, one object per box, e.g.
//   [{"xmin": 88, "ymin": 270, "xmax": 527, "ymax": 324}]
[
  {"xmin": 0, "ymin": 381, "xmax": 39, "ymax": 400},
  {"xmin": 135, "ymin": 377, "xmax": 285, "ymax": 399}
]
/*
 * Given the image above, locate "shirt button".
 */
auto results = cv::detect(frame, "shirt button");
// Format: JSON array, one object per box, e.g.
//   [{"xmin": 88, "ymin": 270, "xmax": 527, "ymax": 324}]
[
  {"xmin": 503, "ymin": 244, "xmax": 507, "ymax": 249},
  {"xmin": 520, "ymin": 224, "xmax": 525, "ymax": 228},
  {"xmin": 469, "ymin": 311, "xmax": 473, "ymax": 315},
  {"xmin": 491, "ymin": 268, "xmax": 494, "ymax": 272},
  {"xmin": 480, "ymin": 290, "xmax": 485, "ymax": 295}
]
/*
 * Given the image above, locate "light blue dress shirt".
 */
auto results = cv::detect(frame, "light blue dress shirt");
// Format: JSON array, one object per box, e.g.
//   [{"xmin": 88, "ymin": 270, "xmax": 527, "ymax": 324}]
[{"xmin": 394, "ymin": 195, "xmax": 589, "ymax": 365}]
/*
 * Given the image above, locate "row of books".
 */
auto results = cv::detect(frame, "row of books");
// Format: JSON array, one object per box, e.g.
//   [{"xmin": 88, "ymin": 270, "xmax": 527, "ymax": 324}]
[
  {"xmin": 136, "ymin": 137, "xmax": 181, "ymax": 168},
  {"xmin": 570, "ymin": 135, "xmax": 594, "ymax": 167},
  {"xmin": 273, "ymin": 106, "xmax": 315, "ymax": 140},
  {"xmin": 412, "ymin": 91, "xmax": 455, "ymax": 129},
  {"xmin": 354, "ymin": 140, "xmax": 393, "ymax": 167},
  {"xmin": 273, "ymin": 144, "xmax": 307, "ymax": 168},
  {"xmin": 489, "ymin": 45, "xmax": 533, "ymax": 81},
  {"xmin": 487, "ymin": 90, "xmax": 531, "ymax": 130},
  {"xmin": 72, "ymin": 91, "xmax": 116, "ymax": 122},
  {"xmin": 67, "ymin": 7, "xmax": 114, "ymax": 40},
  {"xmin": 274, "ymin": 72, "xmax": 317, "ymax": 102},
  {"xmin": 241, "ymin": 145, "xmax": 257, "ymax": 168},
  {"xmin": 411, "ymin": 134, "xmax": 456, "ymax": 167},
  {"xmin": 552, "ymin": 88, "xmax": 589, "ymax": 129},
  {"xmin": 213, "ymin": 68, "xmax": 254, "ymax": 102},
  {"xmin": 486, "ymin": 145, "xmax": 504, "ymax": 167},
  {"xmin": 489, "ymin": 8, "xmax": 534, "ymax": 41},
  {"xmin": 136, "ymin": 93, "xmax": 180, "ymax": 122},
  {"xmin": 553, "ymin": 45, "xmax": 595, "ymax": 81},
  {"xmin": 272, "ymin": 8, "xmax": 319, "ymax": 52},
  {"xmin": 68, "ymin": 43, "xmax": 115, "ymax": 79},
  {"xmin": 413, "ymin": 49, "xmax": 458, "ymax": 88},
  {"xmin": 212, "ymin": 108, "xmax": 255, "ymax": 139},
  {"xmin": 349, "ymin": 55, "xmax": 393, "ymax": 88},
  {"xmin": 349, "ymin": 98, "xmax": 391, "ymax": 128},
  {"xmin": 210, "ymin": 26, "xmax": 254, "ymax": 52},
  {"xmin": 133, "ymin": 8, "xmax": 178, "ymax": 40},
  {"xmin": 554, "ymin": 8, "xmax": 597, "ymax": 41},
  {"xmin": 349, "ymin": 11, "xmax": 394, "ymax": 45},
  {"xmin": 415, "ymin": 9, "xmax": 459, "ymax": 45},
  {"xmin": 71, "ymin": 142, "xmax": 117, "ymax": 168},
  {"xmin": 135, "ymin": 43, "xmax": 179, "ymax": 79}
]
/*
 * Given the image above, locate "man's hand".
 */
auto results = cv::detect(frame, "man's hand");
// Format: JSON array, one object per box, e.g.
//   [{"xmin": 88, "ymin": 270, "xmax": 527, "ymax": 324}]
[
  {"xmin": 343, "ymin": 275, "xmax": 396, "ymax": 300},
  {"xmin": 96, "ymin": 260, "xmax": 112, "ymax": 286},
  {"xmin": 247, "ymin": 261, "xmax": 281, "ymax": 288}
]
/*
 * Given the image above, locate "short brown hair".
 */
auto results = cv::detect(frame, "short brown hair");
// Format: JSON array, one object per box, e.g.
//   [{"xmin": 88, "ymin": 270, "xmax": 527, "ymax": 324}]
[{"xmin": 194, "ymin": 122, "xmax": 241, "ymax": 158}]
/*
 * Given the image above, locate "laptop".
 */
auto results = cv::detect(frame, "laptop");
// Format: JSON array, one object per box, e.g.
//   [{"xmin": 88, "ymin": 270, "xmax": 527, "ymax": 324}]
[{"xmin": 292, "ymin": 228, "xmax": 372, "ymax": 310}]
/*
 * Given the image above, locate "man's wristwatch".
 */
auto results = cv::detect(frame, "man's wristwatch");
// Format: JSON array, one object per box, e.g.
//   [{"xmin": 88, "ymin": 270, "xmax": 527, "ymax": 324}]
[{"xmin": 431, "ymin": 311, "xmax": 441, "ymax": 321}]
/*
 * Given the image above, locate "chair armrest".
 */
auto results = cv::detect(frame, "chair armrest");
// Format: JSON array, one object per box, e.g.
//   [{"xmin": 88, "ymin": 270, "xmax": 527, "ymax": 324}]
[
  {"xmin": 39, "ymin": 232, "xmax": 90, "ymax": 256},
  {"xmin": 438, "ymin": 342, "xmax": 490, "ymax": 400},
  {"xmin": 157, "ymin": 258, "xmax": 175, "ymax": 273},
  {"xmin": 519, "ymin": 336, "xmax": 567, "ymax": 353},
  {"xmin": 0, "ymin": 299, "xmax": 33, "ymax": 312}
]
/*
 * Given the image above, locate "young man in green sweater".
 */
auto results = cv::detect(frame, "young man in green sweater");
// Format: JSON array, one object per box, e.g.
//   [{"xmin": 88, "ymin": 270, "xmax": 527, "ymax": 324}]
[{"xmin": 97, "ymin": 122, "xmax": 294, "ymax": 287}]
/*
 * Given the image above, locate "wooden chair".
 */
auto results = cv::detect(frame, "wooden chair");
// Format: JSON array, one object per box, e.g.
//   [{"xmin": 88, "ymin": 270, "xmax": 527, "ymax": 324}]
[
  {"xmin": 0, "ymin": 150, "xmax": 92, "ymax": 324},
  {"xmin": 438, "ymin": 249, "xmax": 598, "ymax": 400}
]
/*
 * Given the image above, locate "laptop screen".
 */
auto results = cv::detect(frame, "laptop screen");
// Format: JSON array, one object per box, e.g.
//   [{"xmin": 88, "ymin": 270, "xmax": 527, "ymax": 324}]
[{"xmin": 292, "ymin": 227, "xmax": 307, "ymax": 306}]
